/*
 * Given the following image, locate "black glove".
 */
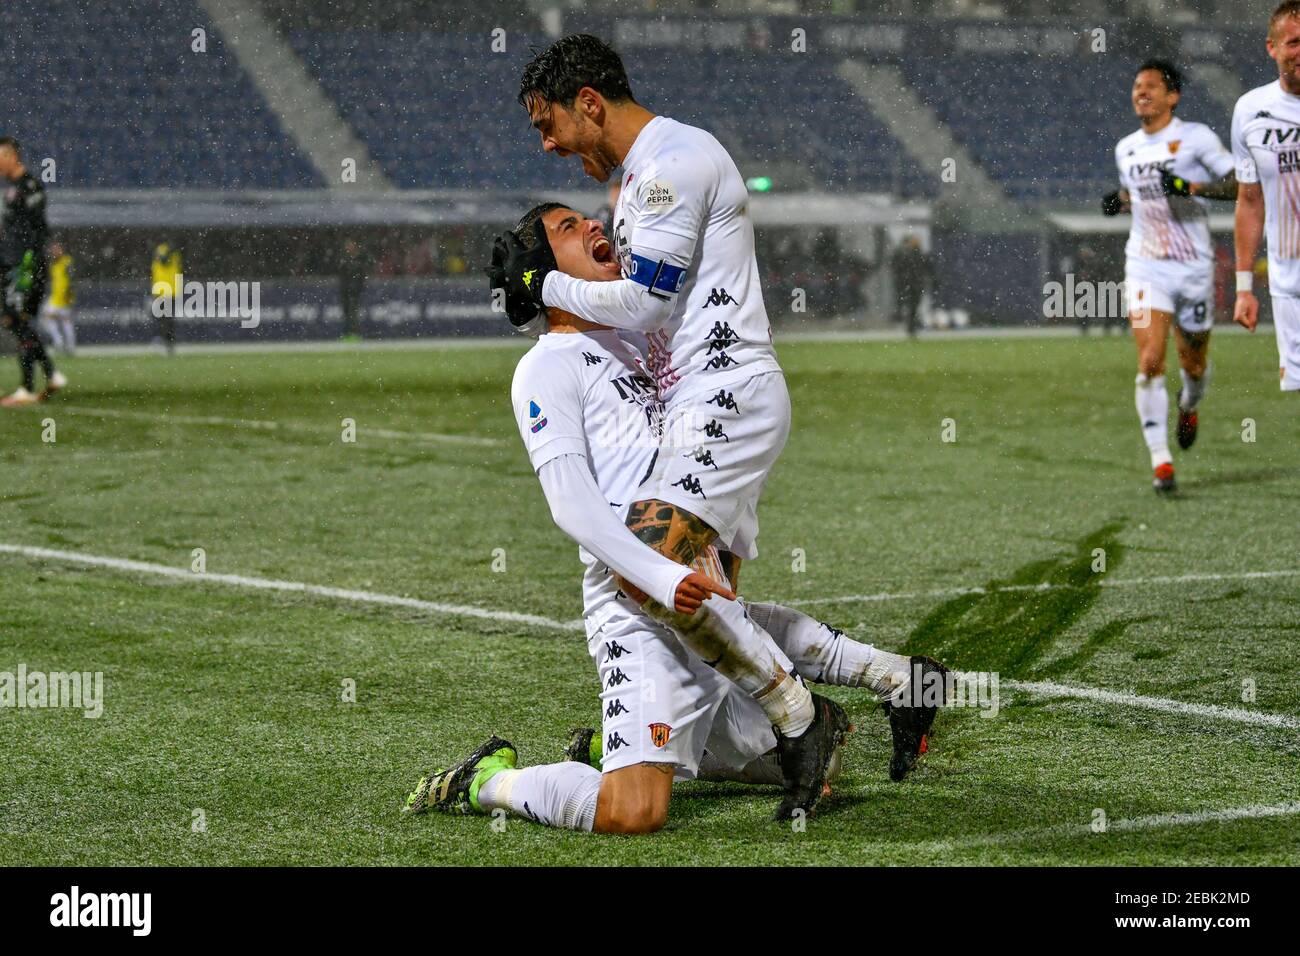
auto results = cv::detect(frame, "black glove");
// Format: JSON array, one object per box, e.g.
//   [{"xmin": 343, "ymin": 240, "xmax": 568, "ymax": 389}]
[
  {"xmin": 490, "ymin": 227, "xmax": 556, "ymax": 324},
  {"xmin": 1101, "ymin": 190, "xmax": 1125, "ymax": 216},
  {"xmin": 1160, "ymin": 168, "xmax": 1193, "ymax": 197}
]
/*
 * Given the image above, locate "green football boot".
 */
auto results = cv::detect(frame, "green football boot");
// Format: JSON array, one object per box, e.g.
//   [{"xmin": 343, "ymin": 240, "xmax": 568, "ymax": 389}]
[{"xmin": 404, "ymin": 734, "xmax": 517, "ymax": 815}]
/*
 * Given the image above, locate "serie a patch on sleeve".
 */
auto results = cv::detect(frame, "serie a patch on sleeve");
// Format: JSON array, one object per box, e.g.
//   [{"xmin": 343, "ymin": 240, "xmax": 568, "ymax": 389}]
[{"xmin": 528, "ymin": 397, "xmax": 548, "ymax": 433}]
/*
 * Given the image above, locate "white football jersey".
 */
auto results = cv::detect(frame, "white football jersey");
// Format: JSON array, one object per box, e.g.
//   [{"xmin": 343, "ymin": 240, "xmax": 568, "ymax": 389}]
[
  {"xmin": 612, "ymin": 115, "xmax": 781, "ymax": 401},
  {"xmin": 1116, "ymin": 116, "xmax": 1234, "ymax": 264},
  {"xmin": 1232, "ymin": 80, "xmax": 1300, "ymax": 297},
  {"xmin": 510, "ymin": 329, "xmax": 659, "ymax": 618}
]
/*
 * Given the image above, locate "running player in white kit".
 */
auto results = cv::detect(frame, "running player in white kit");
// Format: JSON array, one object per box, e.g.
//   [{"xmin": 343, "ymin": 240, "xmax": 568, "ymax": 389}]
[
  {"xmin": 1231, "ymin": 0, "xmax": 1300, "ymax": 393},
  {"xmin": 1101, "ymin": 60, "xmax": 1237, "ymax": 493},
  {"xmin": 404, "ymin": 203, "xmax": 946, "ymax": 834},
  {"xmin": 492, "ymin": 35, "xmax": 917, "ymax": 816}
]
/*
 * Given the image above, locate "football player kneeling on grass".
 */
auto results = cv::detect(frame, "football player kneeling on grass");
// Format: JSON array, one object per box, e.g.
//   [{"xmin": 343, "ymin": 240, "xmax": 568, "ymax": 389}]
[{"xmin": 402, "ymin": 204, "xmax": 950, "ymax": 834}]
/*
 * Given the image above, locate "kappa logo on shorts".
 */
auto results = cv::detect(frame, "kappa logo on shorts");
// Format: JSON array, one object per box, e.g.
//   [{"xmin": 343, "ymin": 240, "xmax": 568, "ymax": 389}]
[
  {"xmin": 603, "ymin": 640, "xmax": 630, "ymax": 660},
  {"xmin": 606, "ymin": 732, "xmax": 630, "ymax": 752},
  {"xmin": 706, "ymin": 389, "xmax": 740, "ymax": 413},
  {"xmin": 606, "ymin": 667, "xmax": 632, "ymax": 688},
  {"xmin": 606, "ymin": 699, "xmax": 629, "ymax": 718},
  {"xmin": 648, "ymin": 722, "xmax": 672, "ymax": 748},
  {"xmin": 685, "ymin": 446, "xmax": 718, "ymax": 470},
  {"xmin": 671, "ymin": 473, "xmax": 707, "ymax": 498},
  {"xmin": 701, "ymin": 419, "xmax": 730, "ymax": 442}
]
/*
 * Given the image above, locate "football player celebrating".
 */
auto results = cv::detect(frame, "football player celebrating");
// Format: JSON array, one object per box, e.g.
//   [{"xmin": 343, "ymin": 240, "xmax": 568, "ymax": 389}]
[
  {"xmin": 495, "ymin": 35, "xmax": 849, "ymax": 814},
  {"xmin": 1102, "ymin": 61, "xmax": 1236, "ymax": 493},
  {"xmin": 403, "ymin": 205, "xmax": 948, "ymax": 835},
  {"xmin": 1232, "ymin": 0, "xmax": 1300, "ymax": 394},
  {"xmin": 0, "ymin": 136, "xmax": 66, "ymax": 406}
]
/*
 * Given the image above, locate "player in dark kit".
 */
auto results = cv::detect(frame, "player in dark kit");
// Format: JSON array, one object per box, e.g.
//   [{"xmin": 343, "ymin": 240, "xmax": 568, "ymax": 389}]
[{"xmin": 0, "ymin": 136, "xmax": 66, "ymax": 406}]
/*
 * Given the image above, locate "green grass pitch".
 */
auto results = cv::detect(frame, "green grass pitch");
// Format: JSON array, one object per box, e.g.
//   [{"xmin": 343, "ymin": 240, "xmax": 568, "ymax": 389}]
[{"xmin": 1, "ymin": 332, "xmax": 1298, "ymax": 866}]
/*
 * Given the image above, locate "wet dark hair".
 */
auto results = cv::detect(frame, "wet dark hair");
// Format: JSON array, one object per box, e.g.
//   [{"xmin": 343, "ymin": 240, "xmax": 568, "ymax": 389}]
[
  {"xmin": 1138, "ymin": 58, "xmax": 1183, "ymax": 97},
  {"xmin": 1271, "ymin": 1, "xmax": 1300, "ymax": 38},
  {"xmin": 518, "ymin": 34, "xmax": 635, "ymax": 111},
  {"xmin": 515, "ymin": 201, "xmax": 568, "ymax": 248},
  {"xmin": 0, "ymin": 136, "xmax": 21, "ymax": 155}
]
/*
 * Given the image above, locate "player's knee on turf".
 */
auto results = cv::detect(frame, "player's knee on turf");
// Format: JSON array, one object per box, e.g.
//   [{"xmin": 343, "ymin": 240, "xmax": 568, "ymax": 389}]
[{"xmin": 594, "ymin": 764, "xmax": 672, "ymax": 835}]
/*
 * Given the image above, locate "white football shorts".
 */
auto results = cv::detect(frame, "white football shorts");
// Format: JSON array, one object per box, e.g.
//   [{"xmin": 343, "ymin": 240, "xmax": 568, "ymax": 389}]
[
  {"xmin": 588, "ymin": 600, "xmax": 778, "ymax": 778},
  {"xmin": 643, "ymin": 371, "xmax": 790, "ymax": 562},
  {"xmin": 1271, "ymin": 295, "xmax": 1300, "ymax": 391},
  {"xmin": 1125, "ymin": 258, "xmax": 1215, "ymax": 334}
]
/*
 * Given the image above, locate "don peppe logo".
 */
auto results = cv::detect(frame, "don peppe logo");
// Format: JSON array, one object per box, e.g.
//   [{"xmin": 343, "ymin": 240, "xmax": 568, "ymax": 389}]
[
  {"xmin": 649, "ymin": 722, "xmax": 672, "ymax": 747},
  {"xmin": 644, "ymin": 179, "xmax": 676, "ymax": 208},
  {"xmin": 528, "ymin": 397, "xmax": 547, "ymax": 433}
]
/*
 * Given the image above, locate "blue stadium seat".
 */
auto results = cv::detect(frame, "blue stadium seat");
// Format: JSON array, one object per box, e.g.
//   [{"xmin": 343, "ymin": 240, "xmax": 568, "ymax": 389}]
[{"xmin": 0, "ymin": 0, "xmax": 322, "ymax": 188}]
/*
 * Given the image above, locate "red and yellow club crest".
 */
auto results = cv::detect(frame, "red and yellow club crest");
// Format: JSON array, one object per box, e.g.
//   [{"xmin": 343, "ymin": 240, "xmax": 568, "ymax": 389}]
[
  {"xmin": 648, "ymin": 723, "xmax": 672, "ymax": 748},
  {"xmin": 1168, "ymin": 140, "xmax": 1181, "ymax": 155}
]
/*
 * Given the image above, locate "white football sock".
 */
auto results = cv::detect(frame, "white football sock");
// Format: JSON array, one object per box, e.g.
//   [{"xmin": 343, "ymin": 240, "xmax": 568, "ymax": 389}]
[
  {"xmin": 1135, "ymin": 373, "xmax": 1172, "ymax": 467},
  {"xmin": 746, "ymin": 601, "xmax": 912, "ymax": 701},
  {"xmin": 475, "ymin": 762, "xmax": 601, "ymax": 832},
  {"xmin": 698, "ymin": 748, "xmax": 784, "ymax": 786},
  {"xmin": 642, "ymin": 594, "xmax": 813, "ymax": 738},
  {"xmin": 1179, "ymin": 363, "xmax": 1210, "ymax": 411}
]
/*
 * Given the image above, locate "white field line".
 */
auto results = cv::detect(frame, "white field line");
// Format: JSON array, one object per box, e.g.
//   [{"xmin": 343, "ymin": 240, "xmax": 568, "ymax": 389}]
[
  {"xmin": 793, "ymin": 567, "xmax": 1300, "ymax": 607},
  {"xmin": 995, "ymin": 677, "xmax": 1300, "ymax": 730},
  {"xmin": 2, "ymin": 542, "xmax": 1296, "ymax": 732},
  {"xmin": 895, "ymin": 800, "xmax": 1300, "ymax": 853},
  {"xmin": 0, "ymin": 543, "xmax": 575, "ymax": 633},
  {"xmin": 50, "ymin": 404, "xmax": 503, "ymax": 448}
]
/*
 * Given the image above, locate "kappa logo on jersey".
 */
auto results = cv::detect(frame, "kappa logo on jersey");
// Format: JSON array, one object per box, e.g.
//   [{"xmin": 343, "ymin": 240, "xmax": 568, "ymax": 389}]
[
  {"xmin": 606, "ymin": 667, "xmax": 632, "ymax": 688},
  {"xmin": 527, "ymin": 397, "xmax": 547, "ymax": 433},
  {"xmin": 706, "ymin": 389, "xmax": 740, "ymax": 413},
  {"xmin": 701, "ymin": 419, "xmax": 730, "ymax": 442},
  {"xmin": 703, "ymin": 288, "xmax": 737, "ymax": 309},
  {"xmin": 606, "ymin": 699, "xmax": 629, "ymax": 718},
  {"xmin": 583, "ymin": 351, "xmax": 605, "ymax": 366},
  {"xmin": 648, "ymin": 723, "xmax": 672, "ymax": 748},
  {"xmin": 644, "ymin": 179, "xmax": 676, "ymax": 208},
  {"xmin": 606, "ymin": 732, "xmax": 629, "ymax": 752},
  {"xmin": 671, "ymin": 473, "xmax": 707, "ymax": 498},
  {"xmin": 522, "ymin": 269, "xmax": 537, "ymax": 290},
  {"xmin": 705, "ymin": 321, "xmax": 740, "ymax": 351},
  {"xmin": 685, "ymin": 446, "xmax": 718, "ymax": 470},
  {"xmin": 603, "ymin": 640, "xmax": 630, "ymax": 660},
  {"xmin": 704, "ymin": 352, "xmax": 737, "ymax": 371}
]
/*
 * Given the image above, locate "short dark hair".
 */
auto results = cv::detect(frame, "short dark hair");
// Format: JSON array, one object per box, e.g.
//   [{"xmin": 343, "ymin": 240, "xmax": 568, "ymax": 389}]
[
  {"xmin": 0, "ymin": 136, "xmax": 21, "ymax": 155},
  {"xmin": 1271, "ymin": 0, "xmax": 1300, "ymax": 37},
  {"xmin": 518, "ymin": 34, "xmax": 635, "ymax": 111},
  {"xmin": 1138, "ymin": 58, "xmax": 1183, "ymax": 97},
  {"xmin": 515, "ymin": 201, "xmax": 568, "ymax": 249}
]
